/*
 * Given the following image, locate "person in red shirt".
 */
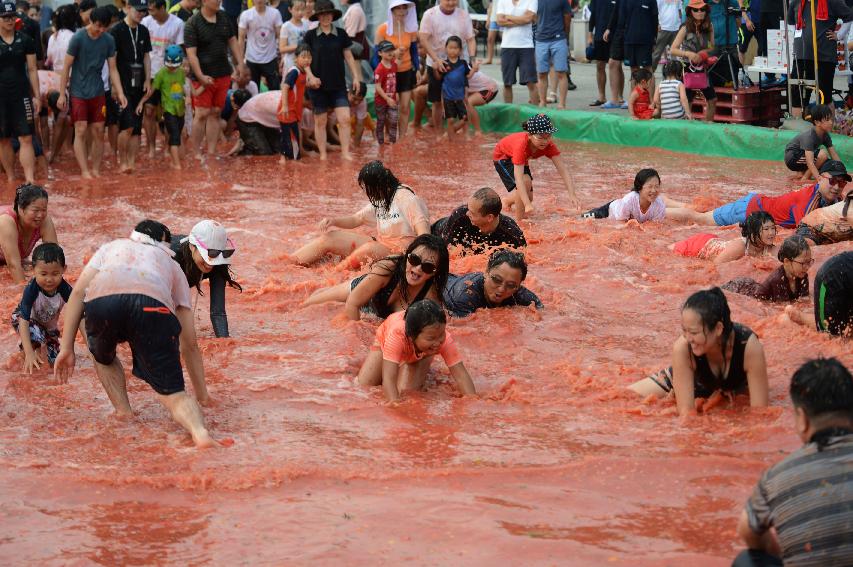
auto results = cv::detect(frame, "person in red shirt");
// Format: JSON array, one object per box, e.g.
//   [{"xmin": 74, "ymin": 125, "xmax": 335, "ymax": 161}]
[
  {"xmin": 373, "ymin": 40, "xmax": 399, "ymax": 144},
  {"xmin": 667, "ymin": 160, "xmax": 850, "ymax": 227},
  {"xmin": 277, "ymin": 44, "xmax": 310, "ymax": 163},
  {"xmin": 492, "ymin": 113, "xmax": 579, "ymax": 221}
]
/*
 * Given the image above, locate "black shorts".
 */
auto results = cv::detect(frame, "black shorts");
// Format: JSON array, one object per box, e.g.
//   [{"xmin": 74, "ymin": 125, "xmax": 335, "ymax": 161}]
[
  {"xmin": 501, "ymin": 47, "xmax": 538, "ymax": 85},
  {"xmin": 145, "ymin": 89, "xmax": 161, "ymax": 107},
  {"xmin": 590, "ymin": 40, "xmax": 610, "ymax": 62},
  {"xmin": 163, "ymin": 112, "xmax": 184, "ymax": 146},
  {"xmin": 396, "ymin": 68, "xmax": 417, "ymax": 93},
  {"xmin": 609, "ymin": 30, "xmax": 625, "ymax": 61},
  {"xmin": 279, "ymin": 120, "xmax": 300, "ymax": 159},
  {"xmin": 784, "ymin": 149, "xmax": 808, "ymax": 171},
  {"xmin": 427, "ymin": 66, "xmax": 442, "ymax": 103},
  {"xmin": 84, "ymin": 294, "xmax": 184, "ymax": 395},
  {"xmin": 738, "ymin": 22, "xmax": 756, "ymax": 54},
  {"xmin": 494, "ymin": 158, "xmax": 532, "ymax": 192},
  {"xmin": 443, "ymin": 98, "xmax": 467, "ymax": 120},
  {"xmin": 104, "ymin": 90, "xmax": 120, "ymax": 126},
  {"xmin": 624, "ymin": 43, "xmax": 653, "ymax": 68},
  {"xmin": 119, "ymin": 91, "xmax": 143, "ymax": 135},
  {"xmin": 308, "ymin": 87, "xmax": 348, "ymax": 114},
  {"xmin": 581, "ymin": 201, "xmax": 613, "ymax": 219},
  {"xmin": 236, "ymin": 118, "xmax": 279, "ymax": 155},
  {"xmin": 0, "ymin": 96, "xmax": 34, "ymax": 138}
]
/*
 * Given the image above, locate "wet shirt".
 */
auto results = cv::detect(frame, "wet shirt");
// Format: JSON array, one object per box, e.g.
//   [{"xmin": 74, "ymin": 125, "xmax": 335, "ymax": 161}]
[
  {"xmin": 798, "ymin": 199, "xmax": 853, "ymax": 244},
  {"xmin": 303, "ymin": 26, "xmax": 352, "ymax": 92},
  {"xmin": 441, "ymin": 58, "xmax": 469, "ymax": 100},
  {"xmin": 432, "ymin": 206, "xmax": 527, "ymax": 252},
  {"xmin": 746, "ymin": 183, "xmax": 832, "ymax": 228},
  {"xmin": 15, "ymin": 278, "xmax": 72, "ymax": 330},
  {"xmin": 375, "ymin": 22, "xmax": 418, "ymax": 72},
  {"xmin": 375, "ymin": 311, "xmax": 463, "ymax": 367},
  {"xmin": 373, "ymin": 61, "xmax": 397, "ymax": 107},
  {"xmin": 237, "ymin": 90, "xmax": 281, "ymax": 128},
  {"xmin": 0, "ymin": 31, "xmax": 36, "ymax": 98},
  {"xmin": 278, "ymin": 66, "xmax": 306, "ymax": 123},
  {"xmin": 722, "ymin": 265, "xmax": 809, "ymax": 302},
  {"xmin": 184, "ymin": 10, "xmax": 235, "ymax": 78},
  {"xmin": 84, "ymin": 238, "xmax": 192, "ymax": 314},
  {"xmin": 419, "ymin": 6, "xmax": 475, "ymax": 67},
  {"xmin": 607, "ymin": 191, "xmax": 666, "ymax": 222},
  {"xmin": 785, "ymin": 128, "xmax": 832, "ymax": 155},
  {"xmin": 745, "ymin": 432, "xmax": 853, "ymax": 566},
  {"xmin": 690, "ymin": 322, "xmax": 754, "ymax": 397},
  {"xmin": 110, "ymin": 21, "xmax": 152, "ymax": 94},
  {"xmin": 443, "ymin": 272, "xmax": 544, "ymax": 317},
  {"xmin": 0, "ymin": 207, "xmax": 41, "ymax": 264},
  {"xmin": 354, "ymin": 185, "xmax": 430, "ymax": 252},
  {"xmin": 46, "ymin": 28, "xmax": 74, "ymax": 75},
  {"xmin": 152, "ymin": 66, "xmax": 186, "ymax": 117},
  {"xmin": 67, "ymin": 29, "xmax": 116, "ymax": 99},
  {"xmin": 493, "ymin": 131, "xmax": 561, "ymax": 165}
]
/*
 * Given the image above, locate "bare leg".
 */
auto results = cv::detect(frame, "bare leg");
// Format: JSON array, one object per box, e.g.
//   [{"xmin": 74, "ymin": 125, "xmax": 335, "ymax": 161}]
[
  {"xmin": 705, "ymin": 99, "xmax": 716, "ymax": 122},
  {"xmin": 596, "ymin": 61, "xmax": 607, "ymax": 101},
  {"xmin": 526, "ymin": 82, "xmax": 540, "ymax": 105},
  {"xmin": 398, "ymin": 356, "xmax": 433, "ymax": 392},
  {"xmin": 557, "ymin": 72, "xmax": 568, "ymax": 109},
  {"xmin": 333, "ymin": 106, "xmax": 352, "ymax": 160},
  {"xmin": 430, "ymin": 98, "xmax": 443, "ymax": 132},
  {"xmin": 486, "ymin": 29, "xmax": 497, "ymax": 64},
  {"xmin": 205, "ymin": 109, "xmax": 221, "ymax": 155},
  {"xmin": 398, "ymin": 90, "xmax": 412, "ymax": 138},
  {"xmin": 314, "ymin": 112, "xmax": 328, "ymax": 160},
  {"xmin": 466, "ymin": 94, "xmax": 484, "ymax": 134},
  {"xmin": 548, "ymin": 68, "xmax": 556, "ymax": 100},
  {"xmin": 49, "ymin": 117, "xmax": 70, "ymax": 164},
  {"xmin": 93, "ymin": 358, "xmax": 133, "ymax": 416},
  {"xmin": 304, "ymin": 280, "xmax": 352, "ymax": 307},
  {"xmin": 338, "ymin": 240, "xmax": 393, "ymax": 270},
  {"xmin": 107, "ymin": 124, "xmax": 119, "ymax": 160},
  {"xmin": 117, "ymin": 128, "xmax": 131, "ymax": 171},
  {"xmin": 666, "ymin": 207, "xmax": 716, "ymax": 224},
  {"xmin": 536, "ymin": 72, "xmax": 548, "ymax": 107},
  {"xmin": 169, "ymin": 145, "xmax": 181, "ymax": 169},
  {"xmin": 292, "ymin": 230, "xmax": 374, "ymax": 265},
  {"xmin": 628, "ymin": 375, "xmax": 669, "ymax": 397},
  {"xmin": 357, "ymin": 349, "xmax": 385, "ymax": 387},
  {"xmin": 143, "ymin": 104, "xmax": 157, "ymax": 158},
  {"xmin": 72, "ymin": 121, "xmax": 92, "ymax": 178},
  {"xmin": 157, "ymin": 391, "xmax": 216, "ymax": 448},
  {"xmin": 17, "ymin": 135, "xmax": 35, "ymax": 184},
  {"xmin": 125, "ymin": 134, "xmax": 140, "ymax": 172},
  {"xmin": 412, "ymin": 85, "xmax": 428, "ymax": 129},
  {"xmin": 89, "ymin": 122, "xmax": 105, "ymax": 177},
  {"xmin": 608, "ymin": 59, "xmax": 624, "ymax": 102},
  {"xmin": 503, "ymin": 84, "xmax": 513, "ymax": 104},
  {"xmin": 190, "ymin": 107, "xmax": 209, "ymax": 156},
  {"xmin": 0, "ymin": 139, "xmax": 15, "ymax": 181}
]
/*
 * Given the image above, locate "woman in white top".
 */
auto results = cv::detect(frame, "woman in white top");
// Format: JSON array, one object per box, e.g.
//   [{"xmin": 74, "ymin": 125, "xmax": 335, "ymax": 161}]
[
  {"xmin": 581, "ymin": 169, "xmax": 686, "ymax": 222},
  {"xmin": 292, "ymin": 160, "xmax": 431, "ymax": 267}
]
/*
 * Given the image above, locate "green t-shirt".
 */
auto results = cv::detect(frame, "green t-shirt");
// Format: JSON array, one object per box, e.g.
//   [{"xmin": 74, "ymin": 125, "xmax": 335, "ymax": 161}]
[{"xmin": 153, "ymin": 66, "xmax": 186, "ymax": 117}]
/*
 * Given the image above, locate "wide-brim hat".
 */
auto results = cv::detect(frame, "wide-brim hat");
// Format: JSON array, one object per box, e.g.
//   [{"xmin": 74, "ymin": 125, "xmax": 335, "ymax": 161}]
[
  {"xmin": 310, "ymin": 0, "xmax": 342, "ymax": 21},
  {"xmin": 387, "ymin": 0, "xmax": 417, "ymax": 34},
  {"xmin": 686, "ymin": 0, "xmax": 707, "ymax": 10}
]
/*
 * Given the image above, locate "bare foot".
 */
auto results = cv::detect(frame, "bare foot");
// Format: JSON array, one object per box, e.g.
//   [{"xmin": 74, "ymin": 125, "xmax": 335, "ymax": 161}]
[
  {"xmin": 319, "ymin": 153, "xmax": 328, "ymax": 161},
  {"xmin": 192, "ymin": 428, "xmax": 219, "ymax": 448},
  {"xmin": 170, "ymin": 163, "xmax": 181, "ymax": 170},
  {"xmin": 342, "ymin": 152, "xmax": 354, "ymax": 161},
  {"xmin": 81, "ymin": 171, "xmax": 93, "ymax": 180}
]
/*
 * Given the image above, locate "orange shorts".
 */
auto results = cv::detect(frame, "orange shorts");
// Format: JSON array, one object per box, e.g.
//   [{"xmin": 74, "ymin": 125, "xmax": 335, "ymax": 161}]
[{"xmin": 192, "ymin": 75, "xmax": 231, "ymax": 109}]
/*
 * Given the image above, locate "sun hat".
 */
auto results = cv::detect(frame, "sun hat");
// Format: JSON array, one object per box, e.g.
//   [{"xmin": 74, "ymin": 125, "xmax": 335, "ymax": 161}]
[
  {"xmin": 386, "ymin": 0, "xmax": 417, "ymax": 34},
  {"xmin": 310, "ymin": 0, "xmax": 342, "ymax": 21},
  {"xmin": 524, "ymin": 113, "xmax": 557, "ymax": 135},
  {"xmin": 687, "ymin": 0, "xmax": 708, "ymax": 10},
  {"xmin": 164, "ymin": 44, "xmax": 183, "ymax": 67},
  {"xmin": 182, "ymin": 220, "xmax": 235, "ymax": 266}
]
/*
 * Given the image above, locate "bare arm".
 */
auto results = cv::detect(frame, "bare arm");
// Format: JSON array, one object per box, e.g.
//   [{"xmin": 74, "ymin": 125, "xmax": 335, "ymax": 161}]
[
  {"xmin": 107, "ymin": 56, "xmax": 127, "ymax": 107},
  {"xmin": 671, "ymin": 337, "xmax": 697, "ymax": 417},
  {"xmin": 237, "ymin": 26, "xmax": 247, "ymax": 61},
  {"xmin": 804, "ymin": 150, "xmax": 821, "ymax": 181},
  {"xmin": 175, "ymin": 305, "xmax": 209, "ymax": 404},
  {"xmin": 40, "ymin": 215, "xmax": 58, "ymax": 244},
  {"xmin": 712, "ymin": 238, "xmax": 747, "ymax": 264},
  {"xmin": 228, "ymin": 35, "xmax": 249, "ymax": 79},
  {"xmin": 414, "ymin": 219, "xmax": 431, "ymax": 236},
  {"xmin": 343, "ymin": 48, "xmax": 362, "ymax": 92},
  {"xmin": 56, "ymin": 53, "xmax": 75, "ymax": 109},
  {"xmin": 0, "ymin": 217, "xmax": 26, "ymax": 283},
  {"xmin": 185, "ymin": 46, "xmax": 208, "ymax": 82},
  {"xmin": 669, "ymin": 27, "xmax": 690, "ymax": 59},
  {"xmin": 344, "ymin": 266, "xmax": 394, "ymax": 320},
  {"xmin": 18, "ymin": 319, "xmax": 43, "ymax": 373},
  {"xmin": 381, "ymin": 358, "xmax": 401, "ymax": 402},
  {"xmin": 737, "ymin": 510, "xmax": 782, "ymax": 556},
  {"xmin": 829, "ymin": 146, "xmax": 841, "ymax": 161},
  {"xmin": 743, "ymin": 335, "xmax": 769, "ymax": 408},
  {"xmin": 448, "ymin": 362, "xmax": 476, "ymax": 395},
  {"xmin": 26, "ymin": 53, "xmax": 40, "ymax": 114},
  {"xmin": 321, "ymin": 213, "xmax": 367, "ymax": 231},
  {"xmin": 679, "ymin": 83, "xmax": 692, "ymax": 119},
  {"xmin": 551, "ymin": 157, "xmax": 580, "ymax": 209},
  {"xmin": 419, "ymin": 29, "xmax": 447, "ymax": 72},
  {"xmin": 54, "ymin": 266, "xmax": 99, "ymax": 383},
  {"xmin": 496, "ymin": 10, "xmax": 537, "ymax": 26}
]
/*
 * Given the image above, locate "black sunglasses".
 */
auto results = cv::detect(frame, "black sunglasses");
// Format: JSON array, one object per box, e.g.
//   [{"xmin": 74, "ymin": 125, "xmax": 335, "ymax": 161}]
[
  {"xmin": 407, "ymin": 253, "xmax": 437, "ymax": 275},
  {"xmin": 207, "ymin": 248, "xmax": 235, "ymax": 259}
]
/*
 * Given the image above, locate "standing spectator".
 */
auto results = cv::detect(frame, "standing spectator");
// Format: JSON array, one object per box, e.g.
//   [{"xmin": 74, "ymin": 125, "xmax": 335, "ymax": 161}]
[
  {"xmin": 279, "ymin": 0, "xmax": 308, "ymax": 72},
  {"xmin": 0, "ymin": 0, "xmax": 40, "ymax": 184},
  {"xmin": 341, "ymin": 0, "xmax": 367, "ymax": 59},
  {"xmin": 419, "ymin": 0, "xmax": 476, "ymax": 131},
  {"xmin": 375, "ymin": 0, "xmax": 419, "ymax": 138},
  {"xmin": 45, "ymin": 4, "xmax": 77, "ymax": 162},
  {"xmin": 759, "ymin": 0, "xmax": 781, "ymax": 83},
  {"xmin": 654, "ymin": 0, "xmax": 682, "ymax": 71},
  {"xmin": 142, "ymin": 0, "xmax": 184, "ymax": 158},
  {"xmin": 110, "ymin": 0, "xmax": 152, "ymax": 174},
  {"xmin": 602, "ymin": 0, "xmax": 627, "ymax": 108},
  {"xmin": 221, "ymin": 0, "xmax": 241, "ymax": 32},
  {"xmin": 737, "ymin": 0, "xmax": 759, "ymax": 79},
  {"xmin": 15, "ymin": 0, "xmax": 42, "ymax": 63},
  {"xmin": 303, "ymin": 0, "xmax": 362, "ymax": 161},
  {"xmin": 184, "ymin": 0, "xmax": 248, "ymax": 156},
  {"xmin": 670, "ymin": 0, "xmax": 716, "ymax": 121},
  {"xmin": 239, "ymin": 0, "xmax": 282, "ymax": 91},
  {"xmin": 373, "ymin": 40, "xmax": 398, "ymax": 145},
  {"xmin": 57, "ymin": 6, "xmax": 127, "ymax": 179},
  {"xmin": 496, "ymin": 0, "xmax": 539, "ymax": 105},
  {"xmin": 34, "ymin": 0, "xmax": 50, "ymax": 37},
  {"xmin": 708, "ymin": 0, "xmax": 740, "ymax": 87},
  {"xmin": 588, "ymin": 0, "xmax": 615, "ymax": 105},
  {"xmin": 169, "ymin": 0, "xmax": 197, "ymax": 22},
  {"xmin": 735, "ymin": 357, "xmax": 853, "ymax": 567},
  {"xmin": 484, "ymin": 0, "xmax": 500, "ymax": 64},
  {"xmin": 535, "ymin": 0, "xmax": 572, "ymax": 109},
  {"xmin": 619, "ymin": 0, "xmax": 658, "ymax": 95},
  {"xmin": 270, "ymin": 0, "xmax": 291, "ymax": 24}
]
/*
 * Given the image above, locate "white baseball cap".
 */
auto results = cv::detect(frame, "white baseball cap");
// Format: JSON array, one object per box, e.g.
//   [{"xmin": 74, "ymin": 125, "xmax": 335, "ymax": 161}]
[{"xmin": 181, "ymin": 220, "xmax": 234, "ymax": 266}]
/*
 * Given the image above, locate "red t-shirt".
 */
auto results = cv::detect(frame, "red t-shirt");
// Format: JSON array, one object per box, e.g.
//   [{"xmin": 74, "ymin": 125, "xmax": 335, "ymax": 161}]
[
  {"xmin": 277, "ymin": 66, "xmax": 306, "ymax": 124},
  {"xmin": 373, "ymin": 61, "xmax": 397, "ymax": 108},
  {"xmin": 492, "ymin": 131, "xmax": 560, "ymax": 165},
  {"xmin": 746, "ymin": 183, "xmax": 828, "ymax": 228}
]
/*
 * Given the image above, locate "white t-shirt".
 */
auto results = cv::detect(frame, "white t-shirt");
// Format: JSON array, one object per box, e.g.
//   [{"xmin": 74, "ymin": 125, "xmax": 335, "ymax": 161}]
[
  {"xmin": 237, "ymin": 90, "xmax": 280, "ymax": 129},
  {"xmin": 354, "ymin": 186, "xmax": 431, "ymax": 251},
  {"xmin": 657, "ymin": 0, "xmax": 682, "ymax": 32},
  {"xmin": 495, "ymin": 0, "xmax": 537, "ymax": 49},
  {"xmin": 419, "ymin": 6, "xmax": 475, "ymax": 67},
  {"xmin": 342, "ymin": 2, "xmax": 366, "ymax": 37},
  {"xmin": 239, "ymin": 7, "xmax": 283, "ymax": 64},
  {"xmin": 142, "ymin": 14, "xmax": 185, "ymax": 75},
  {"xmin": 84, "ymin": 239, "xmax": 192, "ymax": 314},
  {"xmin": 46, "ymin": 28, "xmax": 74, "ymax": 74},
  {"xmin": 280, "ymin": 19, "xmax": 309, "ymax": 70},
  {"xmin": 607, "ymin": 191, "xmax": 666, "ymax": 222}
]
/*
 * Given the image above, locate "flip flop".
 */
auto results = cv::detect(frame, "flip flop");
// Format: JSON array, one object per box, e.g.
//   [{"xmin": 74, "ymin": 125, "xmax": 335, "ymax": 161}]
[{"xmin": 589, "ymin": 100, "xmax": 605, "ymax": 106}]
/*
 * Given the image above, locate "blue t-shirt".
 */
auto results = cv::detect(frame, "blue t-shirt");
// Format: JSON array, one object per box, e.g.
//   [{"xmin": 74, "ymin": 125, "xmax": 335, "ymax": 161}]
[
  {"xmin": 441, "ymin": 58, "xmax": 469, "ymax": 101},
  {"xmin": 709, "ymin": 0, "xmax": 740, "ymax": 48},
  {"xmin": 67, "ymin": 28, "xmax": 116, "ymax": 99},
  {"xmin": 535, "ymin": 0, "xmax": 572, "ymax": 41},
  {"xmin": 443, "ymin": 272, "xmax": 543, "ymax": 317}
]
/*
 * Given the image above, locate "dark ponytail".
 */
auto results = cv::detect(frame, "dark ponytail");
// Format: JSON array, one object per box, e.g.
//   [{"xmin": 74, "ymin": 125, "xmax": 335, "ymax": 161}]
[{"xmin": 13, "ymin": 184, "xmax": 48, "ymax": 213}]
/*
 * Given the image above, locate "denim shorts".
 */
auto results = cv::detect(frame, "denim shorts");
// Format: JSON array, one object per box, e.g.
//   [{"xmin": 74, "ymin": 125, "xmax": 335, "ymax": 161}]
[
  {"xmin": 712, "ymin": 193, "xmax": 755, "ymax": 226},
  {"xmin": 309, "ymin": 88, "xmax": 349, "ymax": 114},
  {"xmin": 535, "ymin": 38, "xmax": 569, "ymax": 74}
]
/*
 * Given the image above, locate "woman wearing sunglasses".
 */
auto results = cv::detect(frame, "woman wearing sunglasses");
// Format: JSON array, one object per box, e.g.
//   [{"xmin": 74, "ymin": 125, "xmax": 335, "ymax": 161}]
[
  {"xmin": 304, "ymin": 234, "xmax": 449, "ymax": 321},
  {"xmin": 171, "ymin": 220, "xmax": 241, "ymax": 338},
  {"xmin": 443, "ymin": 249, "xmax": 543, "ymax": 318}
]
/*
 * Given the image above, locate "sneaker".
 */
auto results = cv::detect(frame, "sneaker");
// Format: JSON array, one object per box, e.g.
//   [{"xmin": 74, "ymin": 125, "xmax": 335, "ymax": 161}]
[
  {"xmin": 567, "ymin": 78, "xmax": 578, "ymax": 91},
  {"xmin": 620, "ymin": 100, "xmax": 629, "ymax": 109},
  {"xmin": 601, "ymin": 100, "xmax": 620, "ymax": 109}
]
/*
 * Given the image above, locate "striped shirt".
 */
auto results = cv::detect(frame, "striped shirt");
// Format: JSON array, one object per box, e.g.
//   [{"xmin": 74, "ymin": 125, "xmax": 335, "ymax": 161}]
[
  {"xmin": 659, "ymin": 79, "xmax": 686, "ymax": 119},
  {"xmin": 745, "ymin": 431, "xmax": 853, "ymax": 567}
]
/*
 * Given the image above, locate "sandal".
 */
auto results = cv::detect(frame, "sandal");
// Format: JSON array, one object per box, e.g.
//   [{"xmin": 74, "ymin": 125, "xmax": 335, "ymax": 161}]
[
  {"xmin": 546, "ymin": 91, "xmax": 557, "ymax": 103},
  {"xmin": 589, "ymin": 100, "xmax": 605, "ymax": 106}
]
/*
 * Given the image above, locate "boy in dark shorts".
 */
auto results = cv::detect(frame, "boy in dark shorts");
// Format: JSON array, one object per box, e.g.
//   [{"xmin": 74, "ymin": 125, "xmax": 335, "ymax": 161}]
[
  {"xmin": 434, "ymin": 35, "xmax": 477, "ymax": 140},
  {"xmin": 138, "ymin": 45, "xmax": 185, "ymax": 169},
  {"xmin": 784, "ymin": 104, "xmax": 841, "ymax": 182}
]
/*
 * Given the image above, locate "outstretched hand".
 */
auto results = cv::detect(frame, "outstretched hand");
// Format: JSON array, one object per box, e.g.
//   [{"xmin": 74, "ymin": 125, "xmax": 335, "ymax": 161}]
[{"xmin": 53, "ymin": 348, "xmax": 76, "ymax": 384}]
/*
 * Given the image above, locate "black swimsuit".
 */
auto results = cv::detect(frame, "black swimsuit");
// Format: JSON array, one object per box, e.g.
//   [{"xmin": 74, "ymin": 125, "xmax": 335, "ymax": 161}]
[{"xmin": 350, "ymin": 269, "xmax": 433, "ymax": 319}]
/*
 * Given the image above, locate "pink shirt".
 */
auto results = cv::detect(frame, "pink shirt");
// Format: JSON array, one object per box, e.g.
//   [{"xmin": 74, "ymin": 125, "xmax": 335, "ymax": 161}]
[
  {"xmin": 375, "ymin": 311, "xmax": 463, "ymax": 367},
  {"xmin": 342, "ymin": 2, "xmax": 366, "ymax": 38},
  {"xmin": 419, "ymin": 6, "xmax": 474, "ymax": 67},
  {"xmin": 355, "ymin": 185, "xmax": 430, "ymax": 252},
  {"xmin": 0, "ymin": 207, "xmax": 41, "ymax": 264},
  {"xmin": 84, "ymin": 238, "xmax": 192, "ymax": 314}
]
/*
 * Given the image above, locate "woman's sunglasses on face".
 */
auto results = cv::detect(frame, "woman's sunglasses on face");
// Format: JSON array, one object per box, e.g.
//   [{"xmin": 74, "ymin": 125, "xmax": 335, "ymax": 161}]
[
  {"xmin": 196, "ymin": 237, "xmax": 236, "ymax": 259},
  {"xmin": 407, "ymin": 253, "xmax": 437, "ymax": 275}
]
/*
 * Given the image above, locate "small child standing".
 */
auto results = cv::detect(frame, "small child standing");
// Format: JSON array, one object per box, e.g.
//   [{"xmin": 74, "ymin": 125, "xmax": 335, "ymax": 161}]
[
  {"xmin": 138, "ymin": 45, "xmax": 187, "ymax": 169},
  {"xmin": 279, "ymin": 0, "xmax": 309, "ymax": 72},
  {"xmin": 654, "ymin": 61, "xmax": 691, "ymax": 120},
  {"xmin": 278, "ymin": 43, "xmax": 311, "ymax": 163},
  {"xmin": 628, "ymin": 68, "xmax": 654, "ymax": 120},
  {"xmin": 435, "ymin": 35, "xmax": 478, "ymax": 140},
  {"xmin": 373, "ymin": 40, "xmax": 399, "ymax": 145},
  {"xmin": 11, "ymin": 243, "xmax": 74, "ymax": 373}
]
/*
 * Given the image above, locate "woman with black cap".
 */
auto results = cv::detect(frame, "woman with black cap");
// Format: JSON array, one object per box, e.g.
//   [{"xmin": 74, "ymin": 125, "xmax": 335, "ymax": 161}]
[{"xmin": 491, "ymin": 113, "xmax": 579, "ymax": 221}]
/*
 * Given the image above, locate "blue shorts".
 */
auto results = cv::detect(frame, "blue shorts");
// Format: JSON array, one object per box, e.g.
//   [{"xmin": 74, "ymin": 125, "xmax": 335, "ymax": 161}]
[
  {"xmin": 489, "ymin": 20, "xmax": 501, "ymax": 31},
  {"xmin": 535, "ymin": 38, "xmax": 569, "ymax": 74},
  {"xmin": 309, "ymin": 88, "xmax": 349, "ymax": 114},
  {"xmin": 712, "ymin": 193, "xmax": 755, "ymax": 226}
]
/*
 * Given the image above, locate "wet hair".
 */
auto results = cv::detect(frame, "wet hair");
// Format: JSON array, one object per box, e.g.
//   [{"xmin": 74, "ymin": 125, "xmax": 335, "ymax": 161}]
[
  {"xmin": 487, "ymin": 249, "xmax": 528, "ymax": 280},
  {"xmin": 54, "ymin": 4, "xmax": 80, "ymax": 31},
  {"xmin": 358, "ymin": 160, "xmax": 402, "ymax": 214},
  {"xmin": 662, "ymin": 60, "xmax": 683, "ymax": 80},
  {"xmin": 231, "ymin": 88, "xmax": 252, "ymax": 109},
  {"xmin": 148, "ymin": 0, "xmax": 167, "ymax": 8},
  {"xmin": 740, "ymin": 211, "xmax": 774, "ymax": 251},
  {"xmin": 842, "ymin": 191, "xmax": 853, "ymax": 218},
  {"xmin": 13, "ymin": 183, "xmax": 48, "ymax": 213},
  {"xmin": 89, "ymin": 6, "xmax": 113, "ymax": 26},
  {"xmin": 78, "ymin": 0, "xmax": 97, "ymax": 12},
  {"xmin": 31, "ymin": 242, "xmax": 66, "ymax": 267},
  {"xmin": 177, "ymin": 241, "xmax": 243, "ymax": 294},
  {"xmin": 373, "ymin": 234, "xmax": 450, "ymax": 307},
  {"xmin": 632, "ymin": 68, "xmax": 653, "ymax": 84},
  {"xmin": 134, "ymin": 219, "xmax": 171, "ymax": 243},
  {"xmin": 790, "ymin": 358, "xmax": 853, "ymax": 422},
  {"xmin": 682, "ymin": 287, "xmax": 733, "ymax": 355},
  {"xmin": 472, "ymin": 187, "xmax": 502, "ymax": 216},
  {"xmin": 632, "ymin": 168, "xmax": 660, "ymax": 192},
  {"xmin": 404, "ymin": 299, "xmax": 446, "ymax": 339},
  {"xmin": 294, "ymin": 42, "xmax": 312, "ymax": 58},
  {"xmin": 778, "ymin": 235, "xmax": 811, "ymax": 263},
  {"xmin": 806, "ymin": 103, "xmax": 833, "ymax": 124},
  {"xmin": 445, "ymin": 35, "xmax": 462, "ymax": 48}
]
